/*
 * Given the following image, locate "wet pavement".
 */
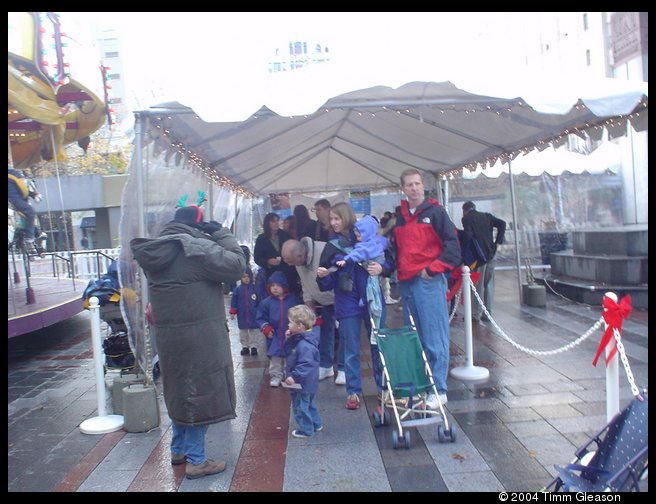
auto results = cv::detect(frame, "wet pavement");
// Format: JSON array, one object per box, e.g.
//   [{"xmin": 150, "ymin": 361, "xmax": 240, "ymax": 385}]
[{"xmin": 7, "ymin": 270, "xmax": 648, "ymax": 492}]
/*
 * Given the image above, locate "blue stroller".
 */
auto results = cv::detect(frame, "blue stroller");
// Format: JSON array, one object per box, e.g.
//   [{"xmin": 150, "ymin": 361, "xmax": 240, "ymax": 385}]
[
  {"xmin": 371, "ymin": 317, "xmax": 457, "ymax": 449},
  {"xmin": 546, "ymin": 390, "xmax": 648, "ymax": 492}
]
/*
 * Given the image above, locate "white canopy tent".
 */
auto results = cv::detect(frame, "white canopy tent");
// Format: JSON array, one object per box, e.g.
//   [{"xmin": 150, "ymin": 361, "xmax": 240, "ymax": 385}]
[
  {"xmin": 135, "ymin": 76, "xmax": 647, "ymax": 196},
  {"xmin": 119, "ymin": 74, "xmax": 647, "ymax": 376}
]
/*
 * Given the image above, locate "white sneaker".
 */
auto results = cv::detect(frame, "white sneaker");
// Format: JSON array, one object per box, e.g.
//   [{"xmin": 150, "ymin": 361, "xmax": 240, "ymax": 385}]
[
  {"xmin": 269, "ymin": 377, "xmax": 281, "ymax": 387},
  {"xmin": 385, "ymin": 297, "xmax": 399, "ymax": 305},
  {"xmin": 426, "ymin": 392, "xmax": 447, "ymax": 409},
  {"xmin": 334, "ymin": 370, "xmax": 346, "ymax": 385},
  {"xmin": 319, "ymin": 367, "xmax": 334, "ymax": 381}
]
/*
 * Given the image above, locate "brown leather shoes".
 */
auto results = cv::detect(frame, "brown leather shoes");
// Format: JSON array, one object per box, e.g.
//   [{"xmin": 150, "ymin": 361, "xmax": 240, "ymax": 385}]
[{"xmin": 185, "ymin": 459, "xmax": 227, "ymax": 479}]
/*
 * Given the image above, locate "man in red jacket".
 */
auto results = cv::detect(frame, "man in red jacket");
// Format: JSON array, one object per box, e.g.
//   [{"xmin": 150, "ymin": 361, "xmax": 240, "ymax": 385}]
[{"xmin": 393, "ymin": 168, "xmax": 461, "ymax": 409}]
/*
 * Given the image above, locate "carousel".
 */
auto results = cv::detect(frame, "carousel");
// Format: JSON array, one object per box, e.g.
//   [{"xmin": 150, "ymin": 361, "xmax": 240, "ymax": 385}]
[{"xmin": 8, "ymin": 12, "xmax": 107, "ymax": 336}]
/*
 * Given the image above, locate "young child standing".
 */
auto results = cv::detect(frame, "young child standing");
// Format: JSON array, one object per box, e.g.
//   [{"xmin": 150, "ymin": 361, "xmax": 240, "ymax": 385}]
[
  {"xmin": 229, "ymin": 267, "xmax": 260, "ymax": 356},
  {"xmin": 284, "ymin": 304, "xmax": 323, "ymax": 438},
  {"xmin": 256, "ymin": 271, "xmax": 301, "ymax": 387}
]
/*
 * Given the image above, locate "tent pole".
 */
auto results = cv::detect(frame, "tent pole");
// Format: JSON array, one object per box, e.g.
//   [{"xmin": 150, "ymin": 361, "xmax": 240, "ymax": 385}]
[
  {"xmin": 133, "ymin": 111, "xmax": 153, "ymax": 385},
  {"xmin": 508, "ymin": 159, "xmax": 523, "ymax": 304}
]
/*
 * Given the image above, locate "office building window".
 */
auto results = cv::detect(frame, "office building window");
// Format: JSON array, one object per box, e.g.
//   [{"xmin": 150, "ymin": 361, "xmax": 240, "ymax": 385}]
[
  {"xmin": 105, "ymin": 51, "xmax": 119, "ymax": 58},
  {"xmin": 586, "ymin": 49, "xmax": 591, "ymax": 66},
  {"xmin": 582, "ymin": 13, "xmax": 588, "ymax": 31}
]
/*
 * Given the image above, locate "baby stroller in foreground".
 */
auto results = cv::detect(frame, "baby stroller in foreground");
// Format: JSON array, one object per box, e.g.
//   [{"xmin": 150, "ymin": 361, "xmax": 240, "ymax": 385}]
[
  {"xmin": 546, "ymin": 390, "xmax": 648, "ymax": 492},
  {"xmin": 99, "ymin": 300, "xmax": 136, "ymax": 372},
  {"xmin": 371, "ymin": 316, "xmax": 457, "ymax": 449}
]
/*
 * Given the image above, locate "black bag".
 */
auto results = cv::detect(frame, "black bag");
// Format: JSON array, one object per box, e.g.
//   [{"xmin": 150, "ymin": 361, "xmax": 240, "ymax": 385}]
[{"xmin": 102, "ymin": 332, "xmax": 135, "ymax": 370}]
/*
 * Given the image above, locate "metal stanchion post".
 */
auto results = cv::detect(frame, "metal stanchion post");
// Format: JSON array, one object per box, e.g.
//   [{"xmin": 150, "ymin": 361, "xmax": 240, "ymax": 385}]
[
  {"xmin": 79, "ymin": 296, "xmax": 124, "ymax": 434},
  {"xmin": 603, "ymin": 292, "xmax": 620, "ymax": 422},
  {"xmin": 450, "ymin": 266, "xmax": 490, "ymax": 381}
]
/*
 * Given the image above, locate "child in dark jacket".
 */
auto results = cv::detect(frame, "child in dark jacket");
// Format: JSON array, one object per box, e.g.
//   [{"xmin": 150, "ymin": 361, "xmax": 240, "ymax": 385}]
[
  {"xmin": 283, "ymin": 304, "xmax": 323, "ymax": 438},
  {"xmin": 256, "ymin": 271, "xmax": 301, "ymax": 387},
  {"xmin": 229, "ymin": 268, "xmax": 261, "ymax": 356}
]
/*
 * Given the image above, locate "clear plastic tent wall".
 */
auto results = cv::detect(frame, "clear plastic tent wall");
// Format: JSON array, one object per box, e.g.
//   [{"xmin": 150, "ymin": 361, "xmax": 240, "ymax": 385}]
[
  {"xmin": 117, "ymin": 135, "xmax": 257, "ymax": 376},
  {"xmin": 446, "ymin": 169, "xmax": 624, "ymax": 269}
]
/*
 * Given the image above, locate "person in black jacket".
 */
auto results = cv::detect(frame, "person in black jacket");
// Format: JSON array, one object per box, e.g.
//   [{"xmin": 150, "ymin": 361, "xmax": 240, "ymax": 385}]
[{"xmin": 461, "ymin": 201, "xmax": 506, "ymax": 322}]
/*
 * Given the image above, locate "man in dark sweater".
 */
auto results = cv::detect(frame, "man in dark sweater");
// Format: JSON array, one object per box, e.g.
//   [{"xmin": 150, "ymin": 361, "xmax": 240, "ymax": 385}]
[{"xmin": 461, "ymin": 201, "xmax": 506, "ymax": 322}]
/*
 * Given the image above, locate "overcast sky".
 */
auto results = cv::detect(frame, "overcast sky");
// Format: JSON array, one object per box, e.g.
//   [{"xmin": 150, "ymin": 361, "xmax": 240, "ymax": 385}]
[{"xmin": 65, "ymin": 12, "xmax": 505, "ymax": 111}]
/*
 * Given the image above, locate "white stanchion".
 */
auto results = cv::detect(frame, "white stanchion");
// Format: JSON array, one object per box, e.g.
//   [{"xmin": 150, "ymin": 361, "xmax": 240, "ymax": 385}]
[
  {"xmin": 79, "ymin": 296, "xmax": 124, "ymax": 434},
  {"xmin": 603, "ymin": 292, "xmax": 620, "ymax": 423},
  {"xmin": 450, "ymin": 266, "xmax": 490, "ymax": 381}
]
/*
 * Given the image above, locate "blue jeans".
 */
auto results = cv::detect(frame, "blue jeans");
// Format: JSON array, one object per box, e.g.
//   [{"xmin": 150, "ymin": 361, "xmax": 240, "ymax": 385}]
[
  {"xmin": 291, "ymin": 392, "xmax": 322, "ymax": 436},
  {"xmin": 400, "ymin": 273, "xmax": 450, "ymax": 394},
  {"xmin": 340, "ymin": 314, "xmax": 383, "ymax": 396},
  {"xmin": 318, "ymin": 304, "xmax": 344, "ymax": 371},
  {"xmin": 171, "ymin": 422, "xmax": 207, "ymax": 465}
]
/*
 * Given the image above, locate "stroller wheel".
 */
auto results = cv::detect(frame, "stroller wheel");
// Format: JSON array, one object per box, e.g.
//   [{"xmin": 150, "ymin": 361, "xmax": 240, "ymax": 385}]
[
  {"xmin": 383, "ymin": 409, "xmax": 391, "ymax": 426},
  {"xmin": 438, "ymin": 423, "xmax": 458, "ymax": 443},
  {"xmin": 392, "ymin": 429, "xmax": 400, "ymax": 449},
  {"xmin": 403, "ymin": 430, "xmax": 411, "ymax": 449},
  {"xmin": 372, "ymin": 410, "xmax": 382, "ymax": 426}
]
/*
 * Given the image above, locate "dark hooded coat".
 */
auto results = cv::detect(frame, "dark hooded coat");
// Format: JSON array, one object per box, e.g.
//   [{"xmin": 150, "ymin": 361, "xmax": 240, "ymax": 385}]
[{"xmin": 130, "ymin": 221, "xmax": 245, "ymax": 426}]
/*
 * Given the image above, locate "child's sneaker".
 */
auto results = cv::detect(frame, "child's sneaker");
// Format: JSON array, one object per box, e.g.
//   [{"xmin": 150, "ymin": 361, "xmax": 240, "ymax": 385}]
[
  {"xmin": 345, "ymin": 394, "xmax": 360, "ymax": 410},
  {"xmin": 315, "ymin": 425, "xmax": 324, "ymax": 432},
  {"xmin": 335, "ymin": 370, "xmax": 346, "ymax": 385},
  {"xmin": 240, "ymin": 347, "xmax": 250, "ymax": 356},
  {"xmin": 250, "ymin": 347, "xmax": 258, "ymax": 356},
  {"xmin": 291, "ymin": 430, "xmax": 312, "ymax": 439}
]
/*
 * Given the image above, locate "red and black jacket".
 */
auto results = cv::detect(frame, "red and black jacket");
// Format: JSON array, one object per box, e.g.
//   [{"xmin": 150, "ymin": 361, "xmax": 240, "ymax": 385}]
[{"xmin": 393, "ymin": 198, "xmax": 461, "ymax": 282}]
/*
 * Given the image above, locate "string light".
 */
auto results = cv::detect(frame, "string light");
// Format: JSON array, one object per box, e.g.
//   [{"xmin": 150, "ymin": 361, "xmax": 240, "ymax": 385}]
[{"xmin": 145, "ymin": 96, "xmax": 646, "ymax": 192}]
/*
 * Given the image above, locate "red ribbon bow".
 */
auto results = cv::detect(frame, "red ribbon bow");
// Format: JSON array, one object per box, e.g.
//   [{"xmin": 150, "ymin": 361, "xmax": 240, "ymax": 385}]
[{"xmin": 592, "ymin": 294, "xmax": 632, "ymax": 367}]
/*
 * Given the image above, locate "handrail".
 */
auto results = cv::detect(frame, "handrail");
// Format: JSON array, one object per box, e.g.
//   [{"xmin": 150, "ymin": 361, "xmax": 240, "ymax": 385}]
[{"xmin": 8, "ymin": 248, "xmax": 121, "ymax": 291}]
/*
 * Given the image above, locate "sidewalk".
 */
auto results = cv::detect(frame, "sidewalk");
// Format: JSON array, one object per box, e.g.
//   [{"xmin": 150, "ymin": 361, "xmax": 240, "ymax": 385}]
[{"xmin": 8, "ymin": 270, "xmax": 648, "ymax": 492}]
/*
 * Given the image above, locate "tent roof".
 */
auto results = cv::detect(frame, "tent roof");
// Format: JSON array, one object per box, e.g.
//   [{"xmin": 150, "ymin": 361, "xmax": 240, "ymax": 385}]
[{"xmin": 138, "ymin": 77, "xmax": 647, "ymax": 196}]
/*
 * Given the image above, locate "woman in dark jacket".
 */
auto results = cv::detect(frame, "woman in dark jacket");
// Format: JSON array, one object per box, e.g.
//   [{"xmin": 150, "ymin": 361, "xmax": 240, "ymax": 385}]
[
  {"xmin": 130, "ymin": 206, "xmax": 245, "ymax": 479},
  {"xmin": 254, "ymin": 212, "xmax": 300, "ymax": 296}
]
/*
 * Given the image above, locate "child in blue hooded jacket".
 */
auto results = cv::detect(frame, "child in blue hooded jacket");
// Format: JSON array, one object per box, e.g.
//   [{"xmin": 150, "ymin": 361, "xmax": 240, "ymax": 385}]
[
  {"xmin": 256, "ymin": 271, "xmax": 301, "ymax": 387},
  {"xmin": 229, "ymin": 267, "xmax": 261, "ymax": 356},
  {"xmin": 283, "ymin": 304, "xmax": 323, "ymax": 438}
]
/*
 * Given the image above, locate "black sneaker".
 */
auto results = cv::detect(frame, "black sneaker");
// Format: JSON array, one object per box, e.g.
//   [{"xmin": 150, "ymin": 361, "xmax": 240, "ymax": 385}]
[
  {"xmin": 240, "ymin": 347, "xmax": 250, "ymax": 356},
  {"xmin": 250, "ymin": 347, "xmax": 258, "ymax": 356}
]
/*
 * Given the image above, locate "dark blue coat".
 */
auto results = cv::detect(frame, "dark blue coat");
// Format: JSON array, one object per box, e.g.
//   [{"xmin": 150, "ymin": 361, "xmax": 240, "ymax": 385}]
[
  {"xmin": 229, "ymin": 268, "xmax": 260, "ymax": 329},
  {"xmin": 256, "ymin": 271, "xmax": 301, "ymax": 358},
  {"xmin": 284, "ymin": 326, "xmax": 320, "ymax": 395}
]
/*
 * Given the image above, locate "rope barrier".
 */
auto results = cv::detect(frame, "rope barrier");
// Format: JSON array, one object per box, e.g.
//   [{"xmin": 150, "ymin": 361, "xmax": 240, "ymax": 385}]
[{"xmin": 465, "ymin": 281, "xmax": 641, "ymax": 398}]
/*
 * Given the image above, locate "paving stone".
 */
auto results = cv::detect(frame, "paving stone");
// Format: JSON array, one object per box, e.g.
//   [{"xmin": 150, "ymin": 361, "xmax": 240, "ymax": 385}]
[
  {"xmin": 386, "ymin": 465, "xmax": 448, "ymax": 492},
  {"xmin": 505, "ymin": 418, "xmax": 561, "ymax": 439},
  {"xmin": 283, "ymin": 441, "xmax": 390, "ymax": 492},
  {"xmin": 547, "ymin": 414, "xmax": 607, "ymax": 434},
  {"xmin": 442, "ymin": 470, "xmax": 505, "ymax": 492},
  {"xmin": 500, "ymin": 391, "xmax": 581, "ymax": 408},
  {"xmin": 532, "ymin": 403, "xmax": 583, "ymax": 419}
]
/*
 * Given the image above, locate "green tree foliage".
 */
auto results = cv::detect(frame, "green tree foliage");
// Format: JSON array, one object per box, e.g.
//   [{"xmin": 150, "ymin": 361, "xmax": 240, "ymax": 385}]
[{"xmin": 30, "ymin": 128, "xmax": 131, "ymax": 178}]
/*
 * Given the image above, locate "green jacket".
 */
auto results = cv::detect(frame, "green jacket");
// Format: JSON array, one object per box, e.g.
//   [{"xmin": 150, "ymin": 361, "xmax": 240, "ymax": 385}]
[{"xmin": 130, "ymin": 221, "xmax": 245, "ymax": 426}]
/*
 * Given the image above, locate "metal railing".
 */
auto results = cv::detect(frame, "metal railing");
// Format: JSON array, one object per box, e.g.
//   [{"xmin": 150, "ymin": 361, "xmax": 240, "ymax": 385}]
[{"xmin": 8, "ymin": 248, "xmax": 121, "ymax": 291}]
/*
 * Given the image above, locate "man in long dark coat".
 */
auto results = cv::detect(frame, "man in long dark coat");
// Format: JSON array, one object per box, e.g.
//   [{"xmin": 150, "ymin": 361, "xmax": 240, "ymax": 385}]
[{"xmin": 130, "ymin": 205, "xmax": 245, "ymax": 480}]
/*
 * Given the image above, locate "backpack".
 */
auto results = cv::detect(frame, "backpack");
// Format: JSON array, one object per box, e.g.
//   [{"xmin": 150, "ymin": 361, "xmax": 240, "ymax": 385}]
[{"xmin": 459, "ymin": 229, "xmax": 488, "ymax": 271}]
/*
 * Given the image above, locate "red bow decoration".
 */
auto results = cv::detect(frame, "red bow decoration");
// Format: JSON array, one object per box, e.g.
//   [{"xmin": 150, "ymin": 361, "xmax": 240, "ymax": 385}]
[
  {"xmin": 592, "ymin": 294, "xmax": 632, "ymax": 367},
  {"xmin": 446, "ymin": 267, "xmax": 481, "ymax": 302}
]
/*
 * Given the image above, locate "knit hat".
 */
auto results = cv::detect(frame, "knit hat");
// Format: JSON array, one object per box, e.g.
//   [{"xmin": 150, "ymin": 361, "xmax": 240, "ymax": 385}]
[{"xmin": 173, "ymin": 205, "xmax": 204, "ymax": 227}]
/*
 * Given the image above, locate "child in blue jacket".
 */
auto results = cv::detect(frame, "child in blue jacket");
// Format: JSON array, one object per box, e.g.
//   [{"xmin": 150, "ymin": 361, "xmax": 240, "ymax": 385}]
[
  {"xmin": 229, "ymin": 268, "xmax": 260, "ymax": 356},
  {"xmin": 256, "ymin": 271, "xmax": 301, "ymax": 387},
  {"xmin": 283, "ymin": 304, "xmax": 323, "ymax": 438}
]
